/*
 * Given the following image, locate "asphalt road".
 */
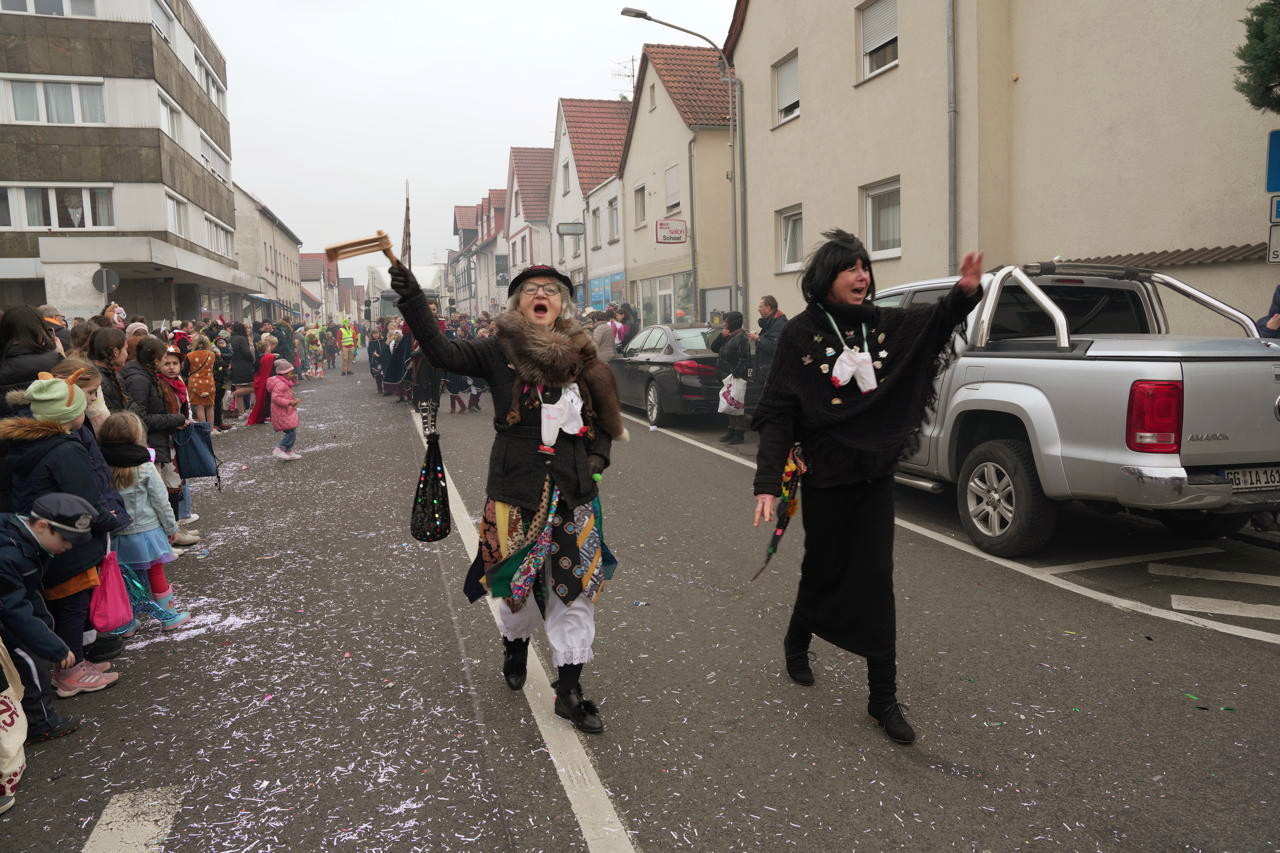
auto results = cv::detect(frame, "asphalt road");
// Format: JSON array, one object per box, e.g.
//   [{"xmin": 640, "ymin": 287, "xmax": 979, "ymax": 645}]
[{"xmin": 5, "ymin": 371, "xmax": 1278, "ymax": 852}]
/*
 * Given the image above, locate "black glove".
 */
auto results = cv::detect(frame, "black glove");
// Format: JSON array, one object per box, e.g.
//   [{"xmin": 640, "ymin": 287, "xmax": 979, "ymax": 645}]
[
  {"xmin": 587, "ymin": 454, "xmax": 607, "ymax": 478},
  {"xmin": 389, "ymin": 264, "xmax": 421, "ymax": 299}
]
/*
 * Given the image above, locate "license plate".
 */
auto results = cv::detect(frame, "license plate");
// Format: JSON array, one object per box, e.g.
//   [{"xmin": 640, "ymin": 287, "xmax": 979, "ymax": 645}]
[{"xmin": 1224, "ymin": 466, "xmax": 1280, "ymax": 491}]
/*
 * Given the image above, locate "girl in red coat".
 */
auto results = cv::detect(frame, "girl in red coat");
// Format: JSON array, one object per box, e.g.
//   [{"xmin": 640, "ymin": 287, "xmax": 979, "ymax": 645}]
[{"xmin": 244, "ymin": 334, "xmax": 276, "ymax": 425}]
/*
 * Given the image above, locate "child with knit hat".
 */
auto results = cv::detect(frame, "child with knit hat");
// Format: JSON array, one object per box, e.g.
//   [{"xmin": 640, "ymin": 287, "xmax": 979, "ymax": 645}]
[
  {"xmin": 0, "ymin": 373, "xmax": 123, "ymax": 732},
  {"xmin": 267, "ymin": 359, "xmax": 301, "ymax": 461}
]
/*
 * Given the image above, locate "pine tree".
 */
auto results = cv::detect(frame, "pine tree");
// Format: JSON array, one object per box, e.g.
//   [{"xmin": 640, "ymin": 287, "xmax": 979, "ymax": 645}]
[{"xmin": 1235, "ymin": 0, "xmax": 1280, "ymax": 114}]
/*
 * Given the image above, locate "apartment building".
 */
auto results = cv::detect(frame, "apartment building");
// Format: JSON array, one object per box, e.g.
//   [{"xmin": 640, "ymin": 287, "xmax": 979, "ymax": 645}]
[
  {"xmin": 0, "ymin": 0, "xmax": 254, "ymax": 321},
  {"xmin": 504, "ymin": 146, "xmax": 553, "ymax": 275},
  {"xmin": 233, "ymin": 182, "xmax": 301, "ymax": 323},
  {"xmin": 552, "ymin": 97, "xmax": 631, "ymax": 310},
  {"xmin": 726, "ymin": 0, "xmax": 1275, "ymax": 324},
  {"xmin": 619, "ymin": 44, "xmax": 732, "ymax": 325},
  {"xmin": 472, "ymin": 189, "xmax": 507, "ymax": 317}
]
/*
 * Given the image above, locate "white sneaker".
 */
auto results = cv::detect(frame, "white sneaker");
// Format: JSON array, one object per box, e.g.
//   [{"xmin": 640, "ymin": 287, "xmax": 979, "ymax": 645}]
[
  {"xmin": 286, "ymin": 451, "xmax": 303, "ymax": 460},
  {"xmin": 272, "ymin": 447, "xmax": 289, "ymax": 460},
  {"xmin": 171, "ymin": 529, "xmax": 201, "ymax": 547},
  {"xmin": 178, "ymin": 514, "xmax": 199, "ymax": 524}
]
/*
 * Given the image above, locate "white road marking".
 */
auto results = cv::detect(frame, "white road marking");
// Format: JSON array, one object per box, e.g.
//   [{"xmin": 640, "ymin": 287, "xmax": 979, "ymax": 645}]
[
  {"xmin": 624, "ymin": 414, "xmax": 1280, "ymax": 645},
  {"xmin": 1149, "ymin": 562, "xmax": 1280, "ymax": 588},
  {"xmin": 414, "ymin": 413, "xmax": 636, "ymax": 853},
  {"xmin": 621, "ymin": 412, "xmax": 752, "ymax": 467},
  {"xmin": 82, "ymin": 785, "xmax": 184, "ymax": 852},
  {"xmin": 1170, "ymin": 595, "xmax": 1280, "ymax": 621},
  {"xmin": 1040, "ymin": 547, "xmax": 1223, "ymax": 574}
]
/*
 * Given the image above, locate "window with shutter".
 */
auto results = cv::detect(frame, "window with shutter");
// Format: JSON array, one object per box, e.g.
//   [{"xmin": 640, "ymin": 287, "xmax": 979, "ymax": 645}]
[
  {"xmin": 774, "ymin": 53, "xmax": 799, "ymax": 122},
  {"xmin": 860, "ymin": 0, "xmax": 898, "ymax": 77},
  {"xmin": 664, "ymin": 165, "xmax": 679, "ymax": 212}
]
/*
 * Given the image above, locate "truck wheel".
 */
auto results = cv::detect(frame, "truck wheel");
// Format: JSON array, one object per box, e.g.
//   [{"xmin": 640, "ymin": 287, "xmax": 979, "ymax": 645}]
[
  {"xmin": 1153, "ymin": 510, "xmax": 1248, "ymax": 540},
  {"xmin": 957, "ymin": 439, "xmax": 1059, "ymax": 557}
]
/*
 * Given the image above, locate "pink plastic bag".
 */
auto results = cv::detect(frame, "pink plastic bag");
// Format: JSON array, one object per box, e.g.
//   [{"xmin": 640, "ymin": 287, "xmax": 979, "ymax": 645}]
[{"xmin": 90, "ymin": 552, "xmax": 132, "ymax": 633}]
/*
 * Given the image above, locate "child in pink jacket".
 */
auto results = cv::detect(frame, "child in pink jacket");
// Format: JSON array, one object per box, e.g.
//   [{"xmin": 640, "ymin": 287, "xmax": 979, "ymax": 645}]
[{"xmin": 267, "ymin": 359, "xmax": 301, "ymax": 461}]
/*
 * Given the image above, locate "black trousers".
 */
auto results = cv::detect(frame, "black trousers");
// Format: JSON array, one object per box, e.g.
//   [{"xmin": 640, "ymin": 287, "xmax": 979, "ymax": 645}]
[
  {"xmin": 213, "ymin": 385, "xmax": 226, "ymax": 427},
  {"xmin": 3, "ymin": 637, "xmax": 56, "ymax": 733},
  {"xmin": 45, "ymin": 588, "xmax": 92, "ymax": 662}
]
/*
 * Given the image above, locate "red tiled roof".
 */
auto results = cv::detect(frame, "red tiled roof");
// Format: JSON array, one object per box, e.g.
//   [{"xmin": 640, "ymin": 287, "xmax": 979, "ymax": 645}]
[
  {"xmin": 510, "ymin": 147, "xmax": 553, "ymax": 222},
  {"xmin": 453, "ymin": 205, "xmax": 477, "ymax": 233},
  {"xmin": 561, "ymin": 98, "xmax": 633, "ymax": 194},
  {"xmin": 1064, "ymin": 244, "xmax": 1267, "ymax": 268},
  {"xmin": 489, "ymin": 188, "xmax": 507, "ymax": 206},
  {"xmin": 724, "ymin": 0, "xmax": 750, "ymax": 61},
  {"xmin": 644, "ymin": 44, "xmax": 731, "ymax": 128}
]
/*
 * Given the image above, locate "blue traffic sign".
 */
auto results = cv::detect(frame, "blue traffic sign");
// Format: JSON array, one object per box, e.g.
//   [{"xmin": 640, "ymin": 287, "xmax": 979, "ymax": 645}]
[{"xmin": 1270, "ymin": 130, "xmax": 1280, "ymax": 192}]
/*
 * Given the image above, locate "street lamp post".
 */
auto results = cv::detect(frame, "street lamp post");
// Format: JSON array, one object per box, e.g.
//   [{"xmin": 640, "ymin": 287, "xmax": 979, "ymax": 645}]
[{"xmin": 622, "ymin": 7, "xmax": 743, "ymax": 314}]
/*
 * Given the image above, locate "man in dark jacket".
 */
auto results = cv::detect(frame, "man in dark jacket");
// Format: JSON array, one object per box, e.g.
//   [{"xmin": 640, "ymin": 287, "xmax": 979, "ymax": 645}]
[
  {"xmin": 746, "ymin": 295, "xmax": 787, "ymax": 420},
  {"xmin": 710, "ymin": 311, "xmax": 752, "ymax": 445},
  {"xmin": 0, "ymin": 493, "xmax": 95, "ymax": 744}
]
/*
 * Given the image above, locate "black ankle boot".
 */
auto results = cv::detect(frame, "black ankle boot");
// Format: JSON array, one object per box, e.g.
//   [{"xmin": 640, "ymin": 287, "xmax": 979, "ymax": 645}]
[
  {"xmin": 716, "ymin": 429, "xmax": 736, "ymax": 442},
  {"xmin": 868, "ymin": 700, "xmax": 916, "ymax": 744},
  {"xmin": 783, "ymin": 617, "xmax": 814, "ymax": 685},
  {"xmin": 554, "ymin": 683, "xmax": 604, "ymax": 734},
  {"xmin": 502, "ymin": 638, "xmax": 528, "ymax": 690},
  {"xmin": 725, "ymin": 429, "xmax": 746, "ymax": 445}
]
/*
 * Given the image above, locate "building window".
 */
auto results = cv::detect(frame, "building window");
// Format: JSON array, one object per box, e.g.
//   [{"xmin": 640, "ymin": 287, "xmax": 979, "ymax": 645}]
[
  {"xmin": 557, "ymin": 234, "xmax": 565, "ymax": 263},
  {"xmin": 150, "ymin": 0, "xmax": 174, "ymax": 40},
  {"xmin": 205, "ymin": 217, "xmax": 233, "ymax": 257},
  {"xmin": 158, "ymin": 93, "xmax": 179, "ymax": 137},
  {"xmin": 864, "ymin": 178, "xmax": 901, "ymax": 258},
  {"xmin": 774, "ymin": 52, "xmax": 799, "ymax": 123},
  {"xmin": 572, "ymin": 234, "xmax": 581, "ymax": 258},
  {"xmin": 9, "ymin": 80, "xmax": 105, "ymax": 124},
  {"xmin": 561, "ymin": 162, "xmax": 570, "ymax": 195},
  {"xmin": 860, "ymin": 0, "xmax": 898, "ymax": 78},
  {"xmin": 513, "ymin": 190, "xmax": 520, "ymax": 216},
  {"xmin": 1, "ymin": 186, "xmax": 112, "ymax": 228},
  {"xmin": 195, "ymin": 53, "xmax": 226, "ymax": 112},
  {"xmin": 166, "ymin": 194, "xmax": 187, "ymax": 238},
  {"xmin": 778, "ymin": 206, "xmax": 803, "ymax": 272},
  {"xmin": 607, "ymin": 197, "xmax": 619, "ymax": 242},
  {"xmin": 664, "ymin": 165, "xmax": 680, "ymax": 213},
  {"xmin": 648, "ymin": 83, "xmax": 656, "ymax": 111},
  {"xmin": 520, "ymin": 235, "xmax": 527, "ymax": 264},
  {"xmin": 1, "ymin": 0, "xmax": 95, "ymax": 14},
  {"xmin": 591, "ymin": 209, "xmax": 601, "ymax": 250},
  {"xmin": 199, "ymin": 136, "xmax": 230, "ymax": 182},
  {"xmin": 633, "ymin": 185, "xmax": 646, "ymax": 226}
]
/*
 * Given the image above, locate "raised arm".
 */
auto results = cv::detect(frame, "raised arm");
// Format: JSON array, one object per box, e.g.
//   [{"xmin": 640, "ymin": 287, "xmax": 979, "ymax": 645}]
[{"xmin": 390, "ymin": 266, "xmax": 494, "ymax": 379}]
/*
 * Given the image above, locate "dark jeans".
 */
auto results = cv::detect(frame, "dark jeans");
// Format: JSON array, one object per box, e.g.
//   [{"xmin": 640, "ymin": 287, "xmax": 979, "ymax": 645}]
[
  {"xmin": 3, "ymin": 638, "xmax": 56, "ymax": 733},
  {"xmin": 45, "ymin": 587, "xmax": 92, "ymax": 662},
  {"xmin": 278, "ymin": 428, "xmax": 296, "ymax": 450},
  {"xmin": 214, "ymin": 385, "xmax": 226, "ymax": 427}
]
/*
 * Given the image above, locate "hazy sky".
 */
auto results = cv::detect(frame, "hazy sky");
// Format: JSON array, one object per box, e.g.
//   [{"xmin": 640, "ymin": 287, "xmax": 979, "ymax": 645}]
[{"xmin": 195, "ymin": 0, "xmax": 736, "ymax": 279}]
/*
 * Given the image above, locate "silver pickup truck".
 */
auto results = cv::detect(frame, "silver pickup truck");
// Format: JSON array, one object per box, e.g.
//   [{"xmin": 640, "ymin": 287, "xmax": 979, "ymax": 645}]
[{"xmin": 876, "ymin": 262, "xmax": 1280, "ymax": 557}]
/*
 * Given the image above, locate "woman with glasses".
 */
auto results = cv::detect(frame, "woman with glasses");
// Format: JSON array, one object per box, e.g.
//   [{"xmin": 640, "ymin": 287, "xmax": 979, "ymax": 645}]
[{"xmin": 390, "ymin": 263, "xmax": 626, "ymax": 734}]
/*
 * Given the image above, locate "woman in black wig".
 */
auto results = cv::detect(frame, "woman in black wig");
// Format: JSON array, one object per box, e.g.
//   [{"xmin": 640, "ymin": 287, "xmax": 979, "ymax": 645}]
[{"xmin": 752, "ymin": 229, "xmax": 983, "ymax": 745}]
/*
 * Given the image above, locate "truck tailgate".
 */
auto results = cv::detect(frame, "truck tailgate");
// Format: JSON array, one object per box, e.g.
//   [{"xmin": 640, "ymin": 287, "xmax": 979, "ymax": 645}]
[{"xmin": 1180, "ymin": 359, "xmax": 1280, "ymax": 466}]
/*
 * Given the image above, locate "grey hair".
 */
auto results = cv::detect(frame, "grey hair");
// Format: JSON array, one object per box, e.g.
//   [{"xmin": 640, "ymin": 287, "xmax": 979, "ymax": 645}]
[{"xmin": 505, "ymin": 284, "xmax": 578, "ymax": 320}]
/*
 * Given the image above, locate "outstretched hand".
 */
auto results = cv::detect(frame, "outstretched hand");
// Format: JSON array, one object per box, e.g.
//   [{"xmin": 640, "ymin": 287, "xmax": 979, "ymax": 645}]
[
  {"xmin": 957, "ymin": 250, "xmax": 985, "ymax": 295},
  {"xmin": 389, "ymin": 263, "xmax": 421, "ymax": 299}
]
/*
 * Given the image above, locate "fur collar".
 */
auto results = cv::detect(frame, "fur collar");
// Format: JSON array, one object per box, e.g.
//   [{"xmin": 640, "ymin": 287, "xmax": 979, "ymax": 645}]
[
  {"xmin": 0, "ymin": 417, "xmax": 71, "ymax": 442},
  {"xmin": 495, "ymin": 310, "xmax": 595, "ymax": 387},
  {"xmin": 494, "ymin": 310, "xmax": 627, "ymax": 441}
]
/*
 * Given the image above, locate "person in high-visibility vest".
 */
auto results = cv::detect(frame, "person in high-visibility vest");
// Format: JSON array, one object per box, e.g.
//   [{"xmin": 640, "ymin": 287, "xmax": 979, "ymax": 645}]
[{"xmin": 338, "ymin": 319, "xmax": 359, "ymax": 375}]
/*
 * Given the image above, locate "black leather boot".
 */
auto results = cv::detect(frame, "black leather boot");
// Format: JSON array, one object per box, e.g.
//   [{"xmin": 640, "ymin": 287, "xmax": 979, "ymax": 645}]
[
  {"xmin": 716, "ymin": 428, "xmax": 736, "ymax": 442},
  {"xmin": 783, "ymin": 614, "xmax": 815, "ymax": 685},
  {"xmin": 725, "ymin": 429, "xmax": 746, "ymax": 445},
  {"xmin": 554, "ymin": 684, "xmax": 604, "ymax": 734},
  {"xmin": 501, "ymin": 638, "xmax": 528, "ymax": 690},
  {"xmin": 868, "ymin": 701, "xmax": 916, "ymax": 744}
]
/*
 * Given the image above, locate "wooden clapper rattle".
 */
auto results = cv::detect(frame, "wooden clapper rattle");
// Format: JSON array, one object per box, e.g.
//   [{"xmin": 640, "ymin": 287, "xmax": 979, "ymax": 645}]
[{"xmin": 324, "ymin": 230, "xmax": 402, "ymax": 266}]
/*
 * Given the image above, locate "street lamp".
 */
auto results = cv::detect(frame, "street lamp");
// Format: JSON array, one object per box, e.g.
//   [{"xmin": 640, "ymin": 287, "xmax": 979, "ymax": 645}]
[{"xmin": 621, "ymin": 7, "xmax": 743, "ymax": 314}]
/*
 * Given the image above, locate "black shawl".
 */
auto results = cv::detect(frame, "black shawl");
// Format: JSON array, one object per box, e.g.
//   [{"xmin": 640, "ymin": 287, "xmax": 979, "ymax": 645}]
[{"xmin": 752, "ymin": 286, "xmax": 980, "ymax": 494}]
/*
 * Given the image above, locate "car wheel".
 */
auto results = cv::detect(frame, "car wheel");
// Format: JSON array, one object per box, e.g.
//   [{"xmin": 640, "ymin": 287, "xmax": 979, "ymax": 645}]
[
  {"xmin": 645, "ymin": 380, "xmax": 669, "ymax": 427},
  {"xmin": 956, "ymin": 439, "xmax": 1058, "ymax": 557},
  {"xmin": 1153, "ymin": 510, "xmax": 1249, "ymax": 540}
]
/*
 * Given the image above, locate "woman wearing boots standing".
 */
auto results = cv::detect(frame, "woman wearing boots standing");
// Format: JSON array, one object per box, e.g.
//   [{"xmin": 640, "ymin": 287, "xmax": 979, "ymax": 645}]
[
  {"xmin": 752, "ymin": 229, "xmax": 983, "ymax": 745},
  {"xmin": 391, "ymin": 263, "xmax": 625, "ymax": 734}
]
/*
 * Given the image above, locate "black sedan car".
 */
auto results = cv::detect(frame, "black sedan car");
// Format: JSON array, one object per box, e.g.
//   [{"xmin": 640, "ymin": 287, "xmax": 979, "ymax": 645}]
[{"xmin": 608, "ymin": 324, "xmax": 720, "ymax": 426}]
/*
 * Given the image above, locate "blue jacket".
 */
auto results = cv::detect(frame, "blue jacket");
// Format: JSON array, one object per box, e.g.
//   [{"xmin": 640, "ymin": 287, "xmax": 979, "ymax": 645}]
[
  {"xmin": 0, "ymin": 514, "xmax": 69, "ymax": 665},
  {"xmin": 0, "ymin": 417, "xmax": 120, "ymax": 589},
  {"xmin": 117, "ymin": 462, "xmax": 178, "ymax": 537}
]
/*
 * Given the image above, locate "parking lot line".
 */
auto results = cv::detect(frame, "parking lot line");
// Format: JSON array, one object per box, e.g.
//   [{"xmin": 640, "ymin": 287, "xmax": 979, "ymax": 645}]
[
  {"xmin": 1041, "ymin": 547, "xmax": 1223, "ymax": 574},
  {"xmin": 1149, "ymin": 563, "xmax": 1280, "ymax": 588},
  {"xmin": 415, "ymin": 413, "xmax": 637, "ymax": 853},
  {"xmin": 1171, "ymin": 595, "xmax": 1280, "ymax": 621}
]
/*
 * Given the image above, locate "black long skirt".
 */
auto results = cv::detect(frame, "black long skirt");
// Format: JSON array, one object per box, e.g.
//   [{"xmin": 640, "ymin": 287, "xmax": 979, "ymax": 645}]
[{"xmin": 795, "ymin": 476, "xmax": 896, "ymax": 658}]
